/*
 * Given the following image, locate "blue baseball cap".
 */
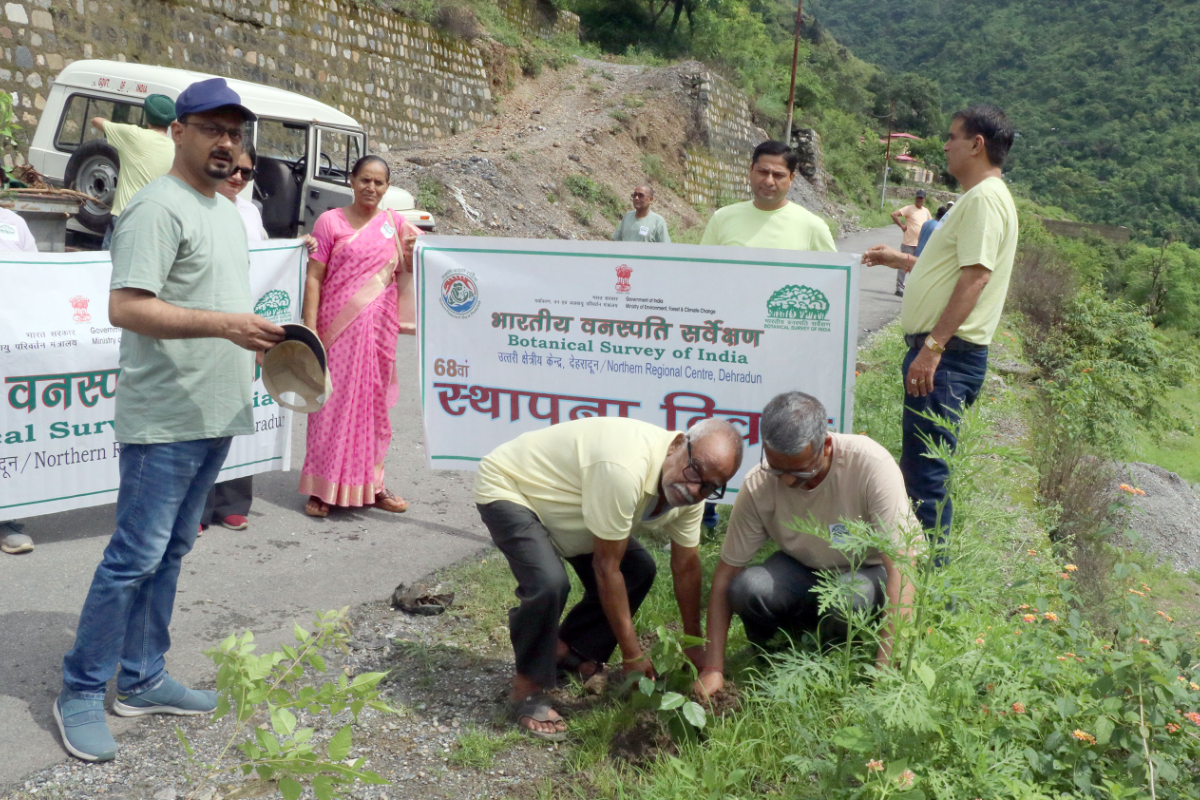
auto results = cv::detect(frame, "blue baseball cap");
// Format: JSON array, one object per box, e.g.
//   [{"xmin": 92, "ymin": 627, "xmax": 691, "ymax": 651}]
[{"xmin": 174, "ymin": 78, "xmax": 256, "ymax": 122}]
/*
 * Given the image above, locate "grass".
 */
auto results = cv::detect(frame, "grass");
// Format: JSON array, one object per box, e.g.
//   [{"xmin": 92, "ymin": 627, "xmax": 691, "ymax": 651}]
[
  {"xmin": 563, "ymin": 174, "xmax": 625, "ymax": 223},
  {"xmin": 1133, "ymin": 384, "xmax": 1200, "ymax": 483},
  {"xmin": 853, "ymin": 200, "xmax": 902, "ymax": 229},
  {"xmin": 447, "ymin": 727, "xmax": 522, "ymax": 769},
  {"xmin": 416, "ymin": 177, "xmax": 445, "ymax": 215}
]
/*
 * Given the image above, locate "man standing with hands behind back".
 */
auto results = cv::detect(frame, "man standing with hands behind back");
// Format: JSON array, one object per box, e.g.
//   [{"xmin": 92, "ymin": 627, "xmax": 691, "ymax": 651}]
[
  {"xmin": 890, "ymin": 189, "xmax": 932, "ymax": 296},
  {"xmin": 613, "ymin": 184, "xmax": 670, "ymax": 243},
  {"xmin": 862, "ymin": 105, "xmax": 1017, "ymax": 560},
  {"xmin": 55, "ymin": 78, "xmax": 285, "ymax": 763}
]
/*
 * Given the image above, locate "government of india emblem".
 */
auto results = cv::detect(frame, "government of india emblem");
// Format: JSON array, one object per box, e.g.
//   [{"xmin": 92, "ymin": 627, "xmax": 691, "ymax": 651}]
[
  {"xmin": 615, "ymin": 264, "xmax": 632, "ymax": 293},
  {"xmin": 69, "ymin": 295, "xmax": 92, "ymax": 323}
]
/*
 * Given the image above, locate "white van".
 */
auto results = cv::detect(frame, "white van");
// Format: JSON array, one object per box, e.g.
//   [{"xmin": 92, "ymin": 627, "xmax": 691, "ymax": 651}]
[{"xmin": 26, "ymin": 60, "xmax": 435, "ymax": 238}]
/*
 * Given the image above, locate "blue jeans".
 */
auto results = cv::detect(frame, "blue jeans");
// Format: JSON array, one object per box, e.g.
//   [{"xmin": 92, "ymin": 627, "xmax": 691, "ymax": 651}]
[
  {"xmin": 899, "ymin": 345, "xmax": 988, "ymax": 553},
  {"xmin": 101, "ymin": 222, "xmax": 115, "ymax": 251},
  {"xmin": 62, "ymin": 438, "xmax": 232, "ymax": 697}
]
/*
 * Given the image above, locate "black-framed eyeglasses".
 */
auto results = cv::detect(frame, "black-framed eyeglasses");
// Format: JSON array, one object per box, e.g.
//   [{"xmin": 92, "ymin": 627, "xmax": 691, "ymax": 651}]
[
  {"xmin": 183, "ymin": 120, "xmax": 246, "ymax": 145},
  {"xmin": 231, "ymin": 166, "xmax": 256, "ymax": 181},
  {"xmin": 631, "ymin": 192, "xmax": 647, "ymax": 199},
  {"xmin": 760, "ymin": 447, "xmax": 822, "ymax": 481},
  {"xmin": 684, "ymin": 440, "xmax": 726, "ymax": 500}
]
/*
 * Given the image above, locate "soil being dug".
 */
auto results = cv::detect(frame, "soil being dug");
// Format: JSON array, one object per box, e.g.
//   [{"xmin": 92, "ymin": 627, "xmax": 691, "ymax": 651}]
[
  {"xmin": 1116, "ymin": 462, "xmax": 1200, "ymax": 574},
  {"xmin": 381, "ymin": 58, "xmax": 849, "ymax": 243}
]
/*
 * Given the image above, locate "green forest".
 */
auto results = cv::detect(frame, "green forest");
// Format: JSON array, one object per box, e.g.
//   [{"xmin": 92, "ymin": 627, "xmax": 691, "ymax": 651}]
[{"xmin": 807, "ymin": 0, "xmax": 1200, "ymax": 248}]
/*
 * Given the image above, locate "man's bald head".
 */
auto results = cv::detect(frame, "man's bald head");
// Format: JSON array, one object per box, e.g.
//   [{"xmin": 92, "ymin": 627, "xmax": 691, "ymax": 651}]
[
  {"xmin": 660, "ymin": 419, "xmax": 743, "ymax": 508},
  {"xmin": 631, "ymin": 185, "xmax": 654, "ymax": 214}
]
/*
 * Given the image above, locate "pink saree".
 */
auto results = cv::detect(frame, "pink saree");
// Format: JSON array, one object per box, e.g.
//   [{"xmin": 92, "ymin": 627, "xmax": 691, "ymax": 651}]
[{"xmin": 299, "ymin": 207, "xmax": 420, "ymax": 506}]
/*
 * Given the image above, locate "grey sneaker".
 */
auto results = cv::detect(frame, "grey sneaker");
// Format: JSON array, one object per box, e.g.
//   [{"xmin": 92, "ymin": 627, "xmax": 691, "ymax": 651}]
[
  {"xmin": 54, "ymin": 691, "xmax": 117, "ymax": 762},
  {"xmin": 113, "ymin": 673, "xmax": 217, "ymax": 717},
  {"xmin": 1, "ymin": 530, "xmax": 33, "ymax": 554}
]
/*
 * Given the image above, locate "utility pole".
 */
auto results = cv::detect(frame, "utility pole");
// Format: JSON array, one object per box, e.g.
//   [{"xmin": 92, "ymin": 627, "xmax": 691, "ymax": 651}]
[
  {"xmin": 782, "ymin": 0, "xmax": 803, "ymax": 146},
  {"xmin": 880, "ymin": 98, "xmax": 895, "ymax": 209}
]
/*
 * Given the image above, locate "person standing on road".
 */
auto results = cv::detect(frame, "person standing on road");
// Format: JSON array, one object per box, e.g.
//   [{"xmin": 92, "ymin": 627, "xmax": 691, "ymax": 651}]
[
  {"xmin": 612, "ymin": 185, "xmax": 670, "ymax": 243},
  {"xmin": 299, "ymin": 155, "xmax": 420, "ymax": 518},
  {"xmin": 915, "ymin": 202, "xmax": 951, "ymax": 257},
  {"xmin": 890, "ymin": 189, "xmax": 933, "ymax": 296},
  {"xmin": 90, "ymin": 94, "xmax": 177, "ymax": 250},
  {"xmin": 475, "ymin": 417, "xmax": 742, "ymax": 740},
  {"xmin": 862, "ymin": 105, "xmax": 1018, "ymax": 561},
  {"xmin": 200, "ymin": 143, "xmax": 318, "ymax": 533},
  {"xmin": 0, "ymin": 176, "xmax": 39, "ymax": 556},
  {"xmin": 698, "ymin": 139, "xmax": 836, "ymax": 530},
  {"xmin": 55, "ymin": 78, "xmax": 284, "ymax": 763},
  {"xmin": 694, "ymin": 392, "xmax": 917, "ymax": 700}
]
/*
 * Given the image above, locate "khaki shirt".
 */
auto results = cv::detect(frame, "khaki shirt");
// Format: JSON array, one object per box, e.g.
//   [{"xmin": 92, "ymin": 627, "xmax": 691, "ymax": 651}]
[
  {"xmin": 474, "ymin": 417, "xmax": 703, "ymax": 558},
  {"xmin": 898, "ymin": 204, "xmax": 933, "ymax": 248},
  {"xmin": 901, "ymin": 177, "xmax": 1018, "ymax": 345},
  {"xmin": 721, "ymin": 433, "xmax": 918, "ymax": 570}
]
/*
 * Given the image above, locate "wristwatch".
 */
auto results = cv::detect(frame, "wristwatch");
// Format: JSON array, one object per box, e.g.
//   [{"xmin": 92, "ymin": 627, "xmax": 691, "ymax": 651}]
[{"xmin": 924, "ymin": 335, "xmax": 946, "ymax": 354}]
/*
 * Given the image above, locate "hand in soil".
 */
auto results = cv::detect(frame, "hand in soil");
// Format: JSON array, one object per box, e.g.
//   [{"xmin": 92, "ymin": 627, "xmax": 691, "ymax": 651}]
[
  {"xmin": 694, "ymin": 669, "xmax": 724, "ymax": 701},
  {"xmin": 622, "ymin": 653, "xmax": 656, "ymax": 680}
]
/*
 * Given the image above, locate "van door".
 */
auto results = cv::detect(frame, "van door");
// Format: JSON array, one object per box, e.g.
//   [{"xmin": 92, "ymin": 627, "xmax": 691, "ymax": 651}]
[
  {"xmin": 253, "ymin": 118, "xmax": 308, "ymax": 238},
  {"xmin": 303, "ymin": 127, "xmax": 362, "ymax": 232}
]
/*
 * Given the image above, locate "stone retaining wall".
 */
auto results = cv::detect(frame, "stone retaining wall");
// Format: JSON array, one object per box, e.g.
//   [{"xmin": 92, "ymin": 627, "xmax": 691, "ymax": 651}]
[
  {"xmin": 1, "ymin": 0, "xmax": 562, "ymax": 166},
  {"xmin": 680, "ymin": 66, "xmax": 765, "ymax": 206}
]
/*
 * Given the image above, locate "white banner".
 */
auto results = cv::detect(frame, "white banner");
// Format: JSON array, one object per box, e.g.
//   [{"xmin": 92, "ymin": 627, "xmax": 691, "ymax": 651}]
[
  {"xmin": 415, "ymin": 237, "xmax": 859, "ymax": 500},
  {"xmin": 0, "ymin": 241, "xmax": 306, "ymax": 518}
]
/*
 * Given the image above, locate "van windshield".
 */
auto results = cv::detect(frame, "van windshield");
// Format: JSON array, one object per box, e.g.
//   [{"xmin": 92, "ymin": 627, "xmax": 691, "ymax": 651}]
[{"xmin": 256, "ymin": 119, "xmax": 307, "ymax": 165}]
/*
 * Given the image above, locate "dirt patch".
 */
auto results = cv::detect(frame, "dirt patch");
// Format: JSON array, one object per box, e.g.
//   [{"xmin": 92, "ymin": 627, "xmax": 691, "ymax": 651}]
[
  {"xmin": 1116, "ymin": 462, "xmax": 1200, "ymax": 574},
  {"xmin": 383, "ymin": 58, "xmax": 849, "ymax": 243}
]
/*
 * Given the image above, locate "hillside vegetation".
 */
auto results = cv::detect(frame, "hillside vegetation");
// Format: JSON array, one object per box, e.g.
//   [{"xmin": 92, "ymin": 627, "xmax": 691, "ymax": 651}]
[{"xmin": 807, "ymin": 0, "xmax": 1200, "ymax": 247}]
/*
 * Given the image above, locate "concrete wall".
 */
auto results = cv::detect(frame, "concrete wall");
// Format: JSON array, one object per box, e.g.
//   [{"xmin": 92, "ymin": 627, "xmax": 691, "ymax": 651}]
[{"xmin": 0, "ymin": 0, "xmax": 549, "ymax": 166}]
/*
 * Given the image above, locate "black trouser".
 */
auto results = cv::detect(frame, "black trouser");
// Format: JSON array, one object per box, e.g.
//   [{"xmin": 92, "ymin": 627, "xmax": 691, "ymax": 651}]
[
  {"xmin": 728, "ymin": 551, "xmax": 886, "ymax": 646},
  {"xmin": 200, "ymin": 476, "xmax": 253, "ymax": 526},
  {"xmin": 477, "ymin": 500, "xmax": 657, "ymax": 689}
]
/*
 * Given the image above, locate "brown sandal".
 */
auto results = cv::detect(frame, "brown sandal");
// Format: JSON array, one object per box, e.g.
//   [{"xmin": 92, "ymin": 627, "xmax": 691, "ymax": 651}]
[
  {"xmin": 374, "ymin": 489, "xmax": 409, "ymax": 513},
  {"xmin": 305, "ymin": 496, "xmax": 330, "ymax": 517}
]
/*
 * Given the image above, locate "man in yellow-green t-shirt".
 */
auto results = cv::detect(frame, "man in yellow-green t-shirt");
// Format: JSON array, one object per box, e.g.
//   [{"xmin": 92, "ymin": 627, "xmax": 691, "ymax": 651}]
[
  {"xmin": 862, "ymin": 105, "xmax": 1018, "ymax": 561},
  {"xmin": 91, "ymin": 93, "xmax": 177, "ymax": 250},
  {"xmin": 474, "ymin": 417, "xmax": 743, "ymax": 740},
  {"xmin": 700, "ymin": 140, "xmax": 837, "ymax": 253}
]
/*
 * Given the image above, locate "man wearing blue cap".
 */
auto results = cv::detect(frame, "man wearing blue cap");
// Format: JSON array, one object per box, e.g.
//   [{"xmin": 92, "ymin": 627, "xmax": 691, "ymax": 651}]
[{"xmin": 55, "ymin": 79, "xmax": 286, "ymax": 762}]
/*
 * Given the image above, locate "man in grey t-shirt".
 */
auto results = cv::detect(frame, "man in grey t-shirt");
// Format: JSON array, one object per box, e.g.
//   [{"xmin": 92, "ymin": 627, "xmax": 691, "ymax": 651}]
[
  {"xmin": 55, "ymin": 79, "xmax": 285, "ymax": 763},
  {"xmin": 612, "ymin": 185, "xmax": 671, "ymax": 243}
]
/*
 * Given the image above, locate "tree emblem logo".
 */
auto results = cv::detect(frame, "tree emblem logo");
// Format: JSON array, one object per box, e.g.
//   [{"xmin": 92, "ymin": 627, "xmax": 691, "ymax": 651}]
[
  {"xmin": 766, "ymin": 285, "xmax": 830, "ymax": 320},
  {"xmin": 254, "ymin": 289, "xmax": 292, "ymax": 325}
]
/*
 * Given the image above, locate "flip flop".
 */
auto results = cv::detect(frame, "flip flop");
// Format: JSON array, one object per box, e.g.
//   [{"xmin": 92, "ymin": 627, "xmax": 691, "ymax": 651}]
[
  {"xmin": 557, "ymin": 650, "xmax": 606, "ymax": 682},
  {"xmin": 509, "ymin": 693, "xmax": 567, "ymax": 742},
  {"xmin": 373, "ymin": 489, "xmax": 409, "ymax": 513},
  {"xmin": 305, "ymin": 497, "xmax": 330, "ymax": 517}
]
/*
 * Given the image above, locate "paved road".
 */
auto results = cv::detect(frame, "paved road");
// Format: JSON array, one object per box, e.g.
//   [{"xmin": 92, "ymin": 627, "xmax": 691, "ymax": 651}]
[{"xmin": 0, "ymin": 226, "xmax": 902, "ymax": 787}]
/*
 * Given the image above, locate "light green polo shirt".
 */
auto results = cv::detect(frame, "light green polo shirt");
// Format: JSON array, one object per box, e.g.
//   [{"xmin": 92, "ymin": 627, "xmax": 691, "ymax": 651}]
[
  {"xmin": 110, "ymin": 176, "xmax": 255, "ymax": 444},
  {"xmin": 900, "ymin": 177, "xmax": 1018, "ymax": 345},
  {"xmin": 102, "ymin": 123, "xmax": 175, "ymax": 217},
  {"xmin": 613, "ymin": 210, "xmax": 671, "ymax": 243},
  {"xmin": 700, "ymin": 200, "xmax": 836, "ymax": 252},
  {"xmin": 474, "ymin": 417, "xmax": 703, "ymax": 558}
]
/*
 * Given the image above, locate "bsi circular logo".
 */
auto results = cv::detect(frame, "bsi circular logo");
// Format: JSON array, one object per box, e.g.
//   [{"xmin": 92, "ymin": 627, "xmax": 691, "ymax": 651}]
[{"xmin": 439, "ymin": 270, "xmax": 480, "ymax": 319}]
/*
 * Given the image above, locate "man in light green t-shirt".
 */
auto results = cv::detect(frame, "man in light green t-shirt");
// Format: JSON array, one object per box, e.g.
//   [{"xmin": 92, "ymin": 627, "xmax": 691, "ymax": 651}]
[
  {"xmin": 612, "ymin": 184, "xmax": 670, "ymax": 243},
  {"xmin": 57, "ymin": 79, "xmax": 286, "ymax": 764},
  {"xmin": 862, "ymin": 105, "xmax": 1018, "ymax": 559},
  {"xmin": 700, "ymin": 140, "xmax": 837, "ymax": 253},
  {"xmin": 91, "ymin": 93, "xmax": 177, "ymax": 250}
]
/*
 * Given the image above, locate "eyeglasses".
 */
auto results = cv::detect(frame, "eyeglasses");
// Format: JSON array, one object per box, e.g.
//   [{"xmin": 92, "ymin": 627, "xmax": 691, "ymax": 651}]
[
  {"xmin": 631, "ymin": 192, "xmax": 647, "ymax": 199},
  {"xmin": 183, "ymin": 121, "xmax": 245, "ymax": 145},
  {"xmin": 230, "ymin": 166, "xmax": 256, "ymax": 181},
  {"xmin": 760, "ymin": 447, "xmax": 822, "ymax": 481},
  {"xmin": 683, "ymin": 440, "xmax": 726, "ymax": 500}
]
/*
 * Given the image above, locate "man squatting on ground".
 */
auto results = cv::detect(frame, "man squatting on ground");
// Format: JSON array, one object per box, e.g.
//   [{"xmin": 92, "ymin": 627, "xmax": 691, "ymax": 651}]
[
  {"xmin": 474, "ymin": 416, "xmax": 743, "ymax": 739},
  {"xmin": 863, "ymin": 105, "xmax": 1018, "ymax": 558},
  {"xmin": 54, "ymin": 78, "xmax": 286, "ymax": 762},
  {"xmin": 694, "ymin": 392, "xmax": 917, "ymax": 698}
]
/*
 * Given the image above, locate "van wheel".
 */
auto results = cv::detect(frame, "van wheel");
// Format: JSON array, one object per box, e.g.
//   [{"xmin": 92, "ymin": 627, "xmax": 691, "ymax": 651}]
[{"xmin": 64, "ymin": 140, "xmax": 121, "ymax": 233}]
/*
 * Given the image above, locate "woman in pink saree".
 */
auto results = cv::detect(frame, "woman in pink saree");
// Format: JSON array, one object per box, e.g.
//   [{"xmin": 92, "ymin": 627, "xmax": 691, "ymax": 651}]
[{"xmin": 300, "ymin": 155, "xmax": 420, "ymax": 517}]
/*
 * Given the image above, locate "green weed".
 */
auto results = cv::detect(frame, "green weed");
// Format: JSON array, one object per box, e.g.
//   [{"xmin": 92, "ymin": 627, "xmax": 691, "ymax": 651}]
[
  {"xmin": 448, "ymin": 727, "xmax": 521, "ymax": 769},
  {"xmin": 416, "ymin": 177, "xmax": 445, "ymax": 215}
]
